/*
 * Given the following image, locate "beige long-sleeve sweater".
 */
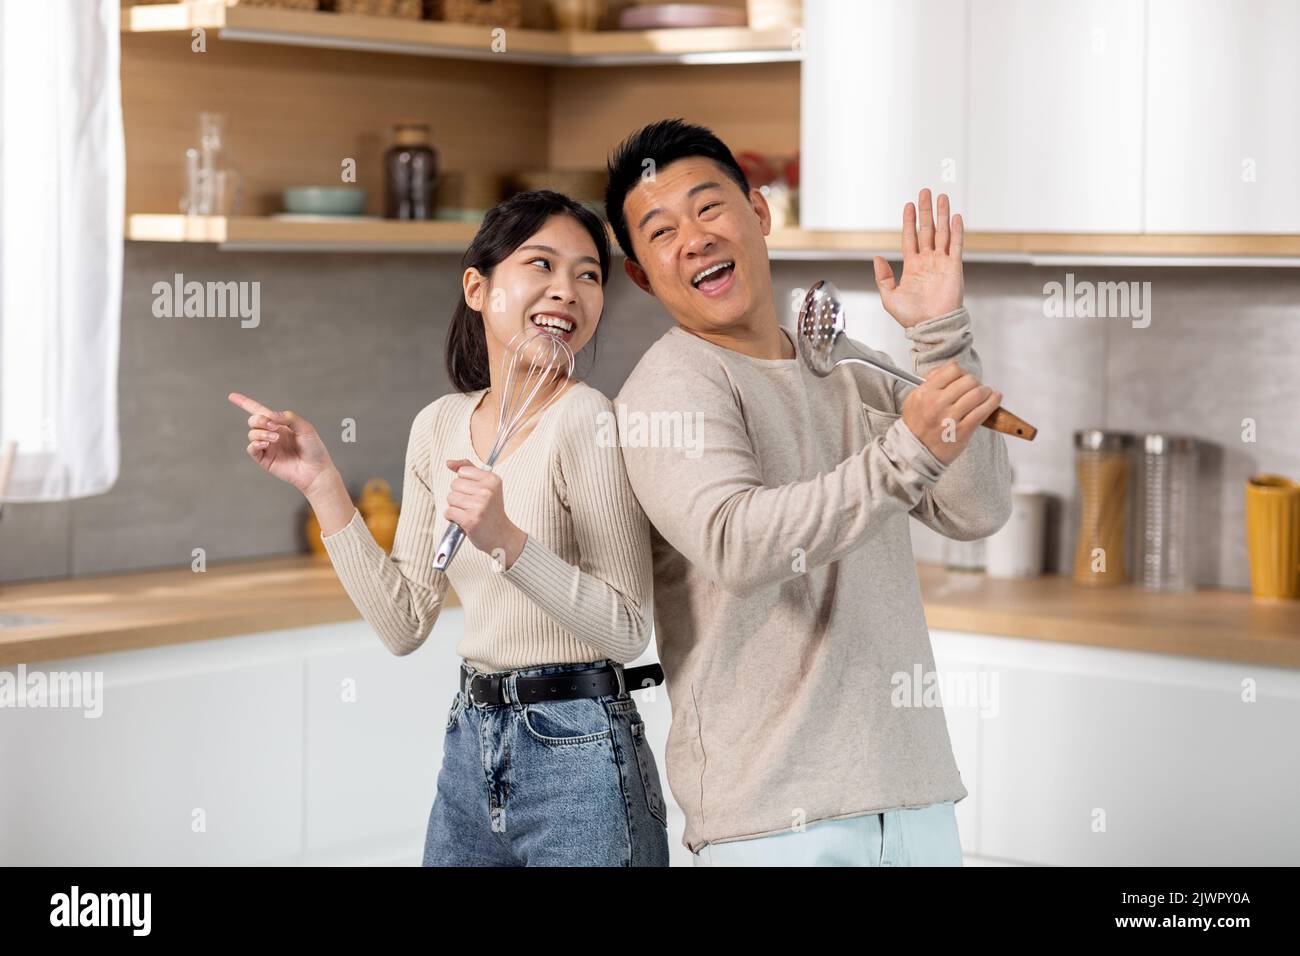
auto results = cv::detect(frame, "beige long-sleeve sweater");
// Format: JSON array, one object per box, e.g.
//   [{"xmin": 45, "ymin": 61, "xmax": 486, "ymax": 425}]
[
  {"xmin": 320, "ymin": 381, "xmax": 654, "ymax": 672},
  {"xmin": 615, "ymin": 306, "xmax": 1013, "ymax": 853}
]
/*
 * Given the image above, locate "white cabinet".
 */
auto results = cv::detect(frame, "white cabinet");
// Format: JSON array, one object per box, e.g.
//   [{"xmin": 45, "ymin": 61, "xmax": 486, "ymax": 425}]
[
  {"xmin": 800, "ymin": 0, "xmax": 968, "ymax": 231},
  {"xmin": 0, "ymin": 619, "xmax": 457, "ymax": 865},
  {"xmin": 966, "ymin": 0, "xmax": 1146, "ymax": 232},
  {"xmin": 931, "ymin": 629, "xmax": 1300, "ymax": 866},
  {"xmin": 0, "ymin": 614, "xmax": 690, "ymax": 866},
  {"xmin": 1145, "ymin": 0, "xmax": 1300, "ymax": 232},
  {"xmin": 803, "ymin": 0, "xmax": 1300, "ymax": 237}
]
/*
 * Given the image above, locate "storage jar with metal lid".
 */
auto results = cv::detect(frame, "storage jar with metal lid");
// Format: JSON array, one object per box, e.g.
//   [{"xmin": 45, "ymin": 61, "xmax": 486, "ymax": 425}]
[
  {"xmin": 1072, "ymin": 429, "xmax": 1136, "ymax": 587},
  {"xmin": 1136, "ymin": 434, "xmax": 1198, "ymax": 592}
]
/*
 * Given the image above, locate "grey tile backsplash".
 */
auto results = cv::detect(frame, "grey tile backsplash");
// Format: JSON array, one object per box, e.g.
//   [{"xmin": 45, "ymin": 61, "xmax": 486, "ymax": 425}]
[{"xmin": 2, "ymin": 243, "xmax": 1296, "ymax": 590}]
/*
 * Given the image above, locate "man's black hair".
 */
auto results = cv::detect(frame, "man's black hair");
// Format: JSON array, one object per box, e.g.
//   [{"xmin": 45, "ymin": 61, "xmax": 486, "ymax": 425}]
[{"xmin": 604, "ymin": 118, "xmax": 751, "ymax": 265}]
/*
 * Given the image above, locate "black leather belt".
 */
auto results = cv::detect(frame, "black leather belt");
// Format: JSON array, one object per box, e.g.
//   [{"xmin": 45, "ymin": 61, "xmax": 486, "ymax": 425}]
[{"xmin": 460, "ymin": 661, "xmax": 664, "ymax": 706}]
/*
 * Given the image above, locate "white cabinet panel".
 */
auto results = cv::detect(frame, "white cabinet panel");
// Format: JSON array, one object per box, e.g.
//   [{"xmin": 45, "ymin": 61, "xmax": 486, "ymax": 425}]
[
  {"xmin": 0, "ymin": 615, "xmax": 693, "ymax": 865},
  {"xmin": 800, "ymin": 0, "xmax": 968, "ymax": 231},
  {"xmin": 1146, "ymin": 0, "xmax": 1300, "ymax": 232},
  {"xmin": 931, "ymin": 641, "xmax": 992, "ymax": 857},
  {"xmin": 967, "ymin": 0, "xmax": 1145, "ymax": 232},
  {"xmin": 303, "ymin": 611, "xmax": 463, "ymax": 864},
  {"xmin": 931, "ymin": 630, "xmax": 1300, "ymax": 866},
  {"xmin": 0, "ymin": 639, "xmax": 304, "ymax": 865}
]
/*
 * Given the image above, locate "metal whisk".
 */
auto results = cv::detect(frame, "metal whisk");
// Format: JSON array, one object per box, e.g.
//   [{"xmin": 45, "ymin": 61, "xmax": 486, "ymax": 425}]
[{"xmin": 432, "ymin": 327, "xmax": 576, "ymax": 571}]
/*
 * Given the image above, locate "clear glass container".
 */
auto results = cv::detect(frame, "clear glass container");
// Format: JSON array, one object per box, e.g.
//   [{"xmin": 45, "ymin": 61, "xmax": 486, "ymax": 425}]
[
  {"xmin": 181, "ymin": 112, "xmax": 242, "ymax": 216},
  {"xmin": 384, "ymin": 123, "xmax": 439, "ymax": 220},
  {"xmin": 1071, "ymin": 429, "xmax": 1135, "ymax": 587},
  {"xmin": 1136, "ymin": 434, "xmax": 1198, "ymax": 592}
]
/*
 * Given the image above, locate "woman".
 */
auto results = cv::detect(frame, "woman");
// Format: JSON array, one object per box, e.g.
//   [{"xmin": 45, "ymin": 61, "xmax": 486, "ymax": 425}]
[{"xmin": 228, "ymin": 190, "xmax": 669, "ymax": 866}]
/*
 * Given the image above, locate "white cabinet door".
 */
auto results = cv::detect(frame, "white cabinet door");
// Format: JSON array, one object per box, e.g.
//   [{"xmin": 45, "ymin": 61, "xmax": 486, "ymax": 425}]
[
  {"xmin": 930, "ymin": 629, "xmax": 1300, "ymax": 866},
  {"xmin": 1146, "ymin": 0, "xmax": 1300, "ymax": 232},
  {"xmin": 967, "ymin": 0, "xmax": 1146, "ymax": 232},
  {"xmin": 800, "ymin": 0, "xmax": 968, "ymax": 231}
]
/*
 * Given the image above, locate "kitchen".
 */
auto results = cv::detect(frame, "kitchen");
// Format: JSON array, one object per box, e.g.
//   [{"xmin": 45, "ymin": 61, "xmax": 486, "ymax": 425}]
[{"xmin": 2, "ymin": 0, "xmax": 1299, "ymax": 886}]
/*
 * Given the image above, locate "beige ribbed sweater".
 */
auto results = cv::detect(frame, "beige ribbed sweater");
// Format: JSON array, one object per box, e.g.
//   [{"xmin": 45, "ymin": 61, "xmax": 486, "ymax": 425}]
[
  {"xmin": 615, "ymin": 307, "xmax": 1013, "ymax": 853},
  {"xmin": 320, "ymin": 381, "xmax": 653, "ymax": 672}
]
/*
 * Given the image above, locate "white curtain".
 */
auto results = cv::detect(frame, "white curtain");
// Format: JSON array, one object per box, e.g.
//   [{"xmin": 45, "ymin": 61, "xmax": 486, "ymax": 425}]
[{"xmin": 0, "ymin": 0, "xmax": 123, "ymax": 502}]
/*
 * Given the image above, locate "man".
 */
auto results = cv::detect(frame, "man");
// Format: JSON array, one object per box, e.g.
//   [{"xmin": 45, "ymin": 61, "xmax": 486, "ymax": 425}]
[{"xmin": 608, "ymin": 119, "xmax": 1013, "ymax": 866}]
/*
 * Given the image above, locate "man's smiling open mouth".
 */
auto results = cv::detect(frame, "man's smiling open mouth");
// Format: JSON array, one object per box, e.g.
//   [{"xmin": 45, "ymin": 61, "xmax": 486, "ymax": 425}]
[{"xmin": 691, "ymin": 260, "xmax": 736, "ymax": 296}]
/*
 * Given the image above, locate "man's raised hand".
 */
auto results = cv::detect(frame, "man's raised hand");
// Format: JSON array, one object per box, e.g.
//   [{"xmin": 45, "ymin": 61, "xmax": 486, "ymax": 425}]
[{"xmin": 873, "ymin": 188, "xmax": 965, "ymax": 330}]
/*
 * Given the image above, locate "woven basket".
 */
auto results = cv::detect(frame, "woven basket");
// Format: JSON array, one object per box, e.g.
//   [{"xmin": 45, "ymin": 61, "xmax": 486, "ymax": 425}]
[
  {"xmin": 429, "ymin": 0, "xmax": 523, "ymax": 27},
  {"xmin": 330, "ymin": 0, "xmax": 422, "ymax": 17}
]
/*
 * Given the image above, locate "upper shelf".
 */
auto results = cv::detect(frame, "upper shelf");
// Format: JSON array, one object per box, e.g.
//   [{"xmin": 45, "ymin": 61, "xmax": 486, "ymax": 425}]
[
  {"xmin": 126, "ymin": 214, "xmax": 1300, "ymax": 265},
  {"xmin": 121, "ymin": 2, "xmax": 804, "ymax": 66}
]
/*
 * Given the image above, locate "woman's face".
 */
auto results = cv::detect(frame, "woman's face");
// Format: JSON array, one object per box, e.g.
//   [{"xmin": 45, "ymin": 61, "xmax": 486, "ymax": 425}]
[{"xmin": 463, "ymin": 213, "xmax": 604, "ymax": 363}]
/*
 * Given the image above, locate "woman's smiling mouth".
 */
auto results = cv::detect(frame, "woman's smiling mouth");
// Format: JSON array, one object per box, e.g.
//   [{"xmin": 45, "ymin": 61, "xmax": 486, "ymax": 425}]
[{"xmin": 530, "ymin": 311, "xmax": 576, "ymax": 340}]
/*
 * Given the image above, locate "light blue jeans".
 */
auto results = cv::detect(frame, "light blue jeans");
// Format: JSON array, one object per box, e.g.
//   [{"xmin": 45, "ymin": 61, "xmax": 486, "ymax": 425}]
[
  {"xmin": 691, "ymin": 800, "xmax": 963, "ymax": 866},
  {"xmin": 423, "ymin": 660, "xmax": 670, "ymax": 867}
]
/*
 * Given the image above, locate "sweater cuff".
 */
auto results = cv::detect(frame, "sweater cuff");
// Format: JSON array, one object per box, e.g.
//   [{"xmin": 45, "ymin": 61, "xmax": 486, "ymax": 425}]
[
  {"xmin": 500, "ymin": 532, "xmax": 577, "ymax": 600},
  {"xmin": 905, "ymin": 305, "xmax": 969, "ymax": 340},
  {"xmin": 903, "ymin": 306, "xmax": 973, "ymax": 372},
  {"xmin": 885, "ymin": 417, "xmax": 947, "ymax": 485},
  {"xmin": 320, "ymin": 508, "xmax": 382, "ymax": 560}
]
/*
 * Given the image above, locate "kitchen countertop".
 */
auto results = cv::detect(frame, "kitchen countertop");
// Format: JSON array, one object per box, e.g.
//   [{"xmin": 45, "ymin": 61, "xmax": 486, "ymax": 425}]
[
  {"xmin": 916, "ymin": 563, "xmax": 1300, "ymax": 667},
  {"xmin": 0, "ymin": 554, "xmax": 458, "ymax": 667},
  {"xmin": 1, "ymin": 556, "xmax": 1296, "ymax": 668}
]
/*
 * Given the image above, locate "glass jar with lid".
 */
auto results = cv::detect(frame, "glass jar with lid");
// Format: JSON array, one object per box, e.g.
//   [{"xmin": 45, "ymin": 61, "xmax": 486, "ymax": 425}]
[
  {"xmin": 1071, "ymin": 429, "xmax": 1136, "ymax": 587},
  {"xmin": 1136, "ymin": 434, "xmax": 1198, "ymax": 592},
  {"xmin": 384, "ymin": 122, "xmax": 439, "ymax": 220}
]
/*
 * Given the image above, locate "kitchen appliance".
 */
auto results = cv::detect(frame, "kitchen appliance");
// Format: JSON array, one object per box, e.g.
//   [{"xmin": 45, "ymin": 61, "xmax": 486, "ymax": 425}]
[
  {"xmin": 796, "ymin": 280, "xmax": 1038, "ymax": 440},
  {"xmin": 433, "ymin": 328, "xmax": 576, "ymax": 571}
]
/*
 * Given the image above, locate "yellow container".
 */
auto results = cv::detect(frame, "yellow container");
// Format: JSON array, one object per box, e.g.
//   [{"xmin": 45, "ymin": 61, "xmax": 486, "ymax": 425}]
[
  {"xmin": 1245, "ymin": 474, "xmax": 1300, "ymax": 600},
  {"xmin": 358, "ymin": 478, "xmax": 400, "ymax": 554},
  {"xmin": 304, "ymin": 477, "xmax": 399, "ymax": 558}
]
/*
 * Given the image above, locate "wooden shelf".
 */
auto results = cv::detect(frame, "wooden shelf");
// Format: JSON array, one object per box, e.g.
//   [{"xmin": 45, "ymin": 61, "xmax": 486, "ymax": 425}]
[
  {"xmin": 128, "ymin": 215, "xmax": 1300, "ymax": 264},
  {"xmin": 121, "ymin": 2, "xmax": 802, "ymax": 66},
  {"xmin": 127, "ymin": 214, "xmax": 481, "ymax": 251}
]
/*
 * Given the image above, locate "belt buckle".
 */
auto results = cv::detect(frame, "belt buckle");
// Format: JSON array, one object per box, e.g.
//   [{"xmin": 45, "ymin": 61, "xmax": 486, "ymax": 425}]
[
  {"xmin": 468, "ymin": 673, "xmax": 508, "ymax": 706},
  {"xmin": 467, "ymin": 672, "xmax": 483, "ymax": 707}
]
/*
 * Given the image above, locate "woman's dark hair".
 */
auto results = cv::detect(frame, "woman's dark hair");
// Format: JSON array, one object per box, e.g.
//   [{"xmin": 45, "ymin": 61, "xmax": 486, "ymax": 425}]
[
  {"xmin": 604, "ymin": 118, "xmax": 751, "ymax": 265},
  {"xmin": 445, "ymin": 189, "xmax": 611, "ymax": 392}
]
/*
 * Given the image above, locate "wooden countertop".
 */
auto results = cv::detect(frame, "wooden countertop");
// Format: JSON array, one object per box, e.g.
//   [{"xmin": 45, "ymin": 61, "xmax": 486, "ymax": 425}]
[
  {"xmin": 916, "ymin": 563, "xmax": 1300, "ymax": 668},
  {"xmin": 0, "ymin": 554, "xmax": 458, "ymax": 667},
  {"xmin": 1, "ymin": 557, "xmax": 1296, "ymax": 668}
]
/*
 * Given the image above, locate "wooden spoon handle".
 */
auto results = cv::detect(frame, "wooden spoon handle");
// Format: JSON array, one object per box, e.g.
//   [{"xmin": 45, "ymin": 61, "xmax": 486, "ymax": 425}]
[{"xmin": 982, "ymin": 405, "xmax": 1037, "ymax": 441}]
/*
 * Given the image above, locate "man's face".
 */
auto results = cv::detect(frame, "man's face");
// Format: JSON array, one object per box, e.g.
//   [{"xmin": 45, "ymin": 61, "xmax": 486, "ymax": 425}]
[{"xmin": 621, "ymin": 156, "xmax": 774, "ymax": 337}]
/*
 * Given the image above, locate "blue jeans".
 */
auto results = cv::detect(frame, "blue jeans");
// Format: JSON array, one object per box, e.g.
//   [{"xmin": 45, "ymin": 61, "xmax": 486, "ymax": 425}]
[
  {"xmin": 423, "ymin": 660, "xmax": 670, "ymax": 866},
  {"xmin": 691, "ymin": 801, "xmax": 963, "ymax": 866}
]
